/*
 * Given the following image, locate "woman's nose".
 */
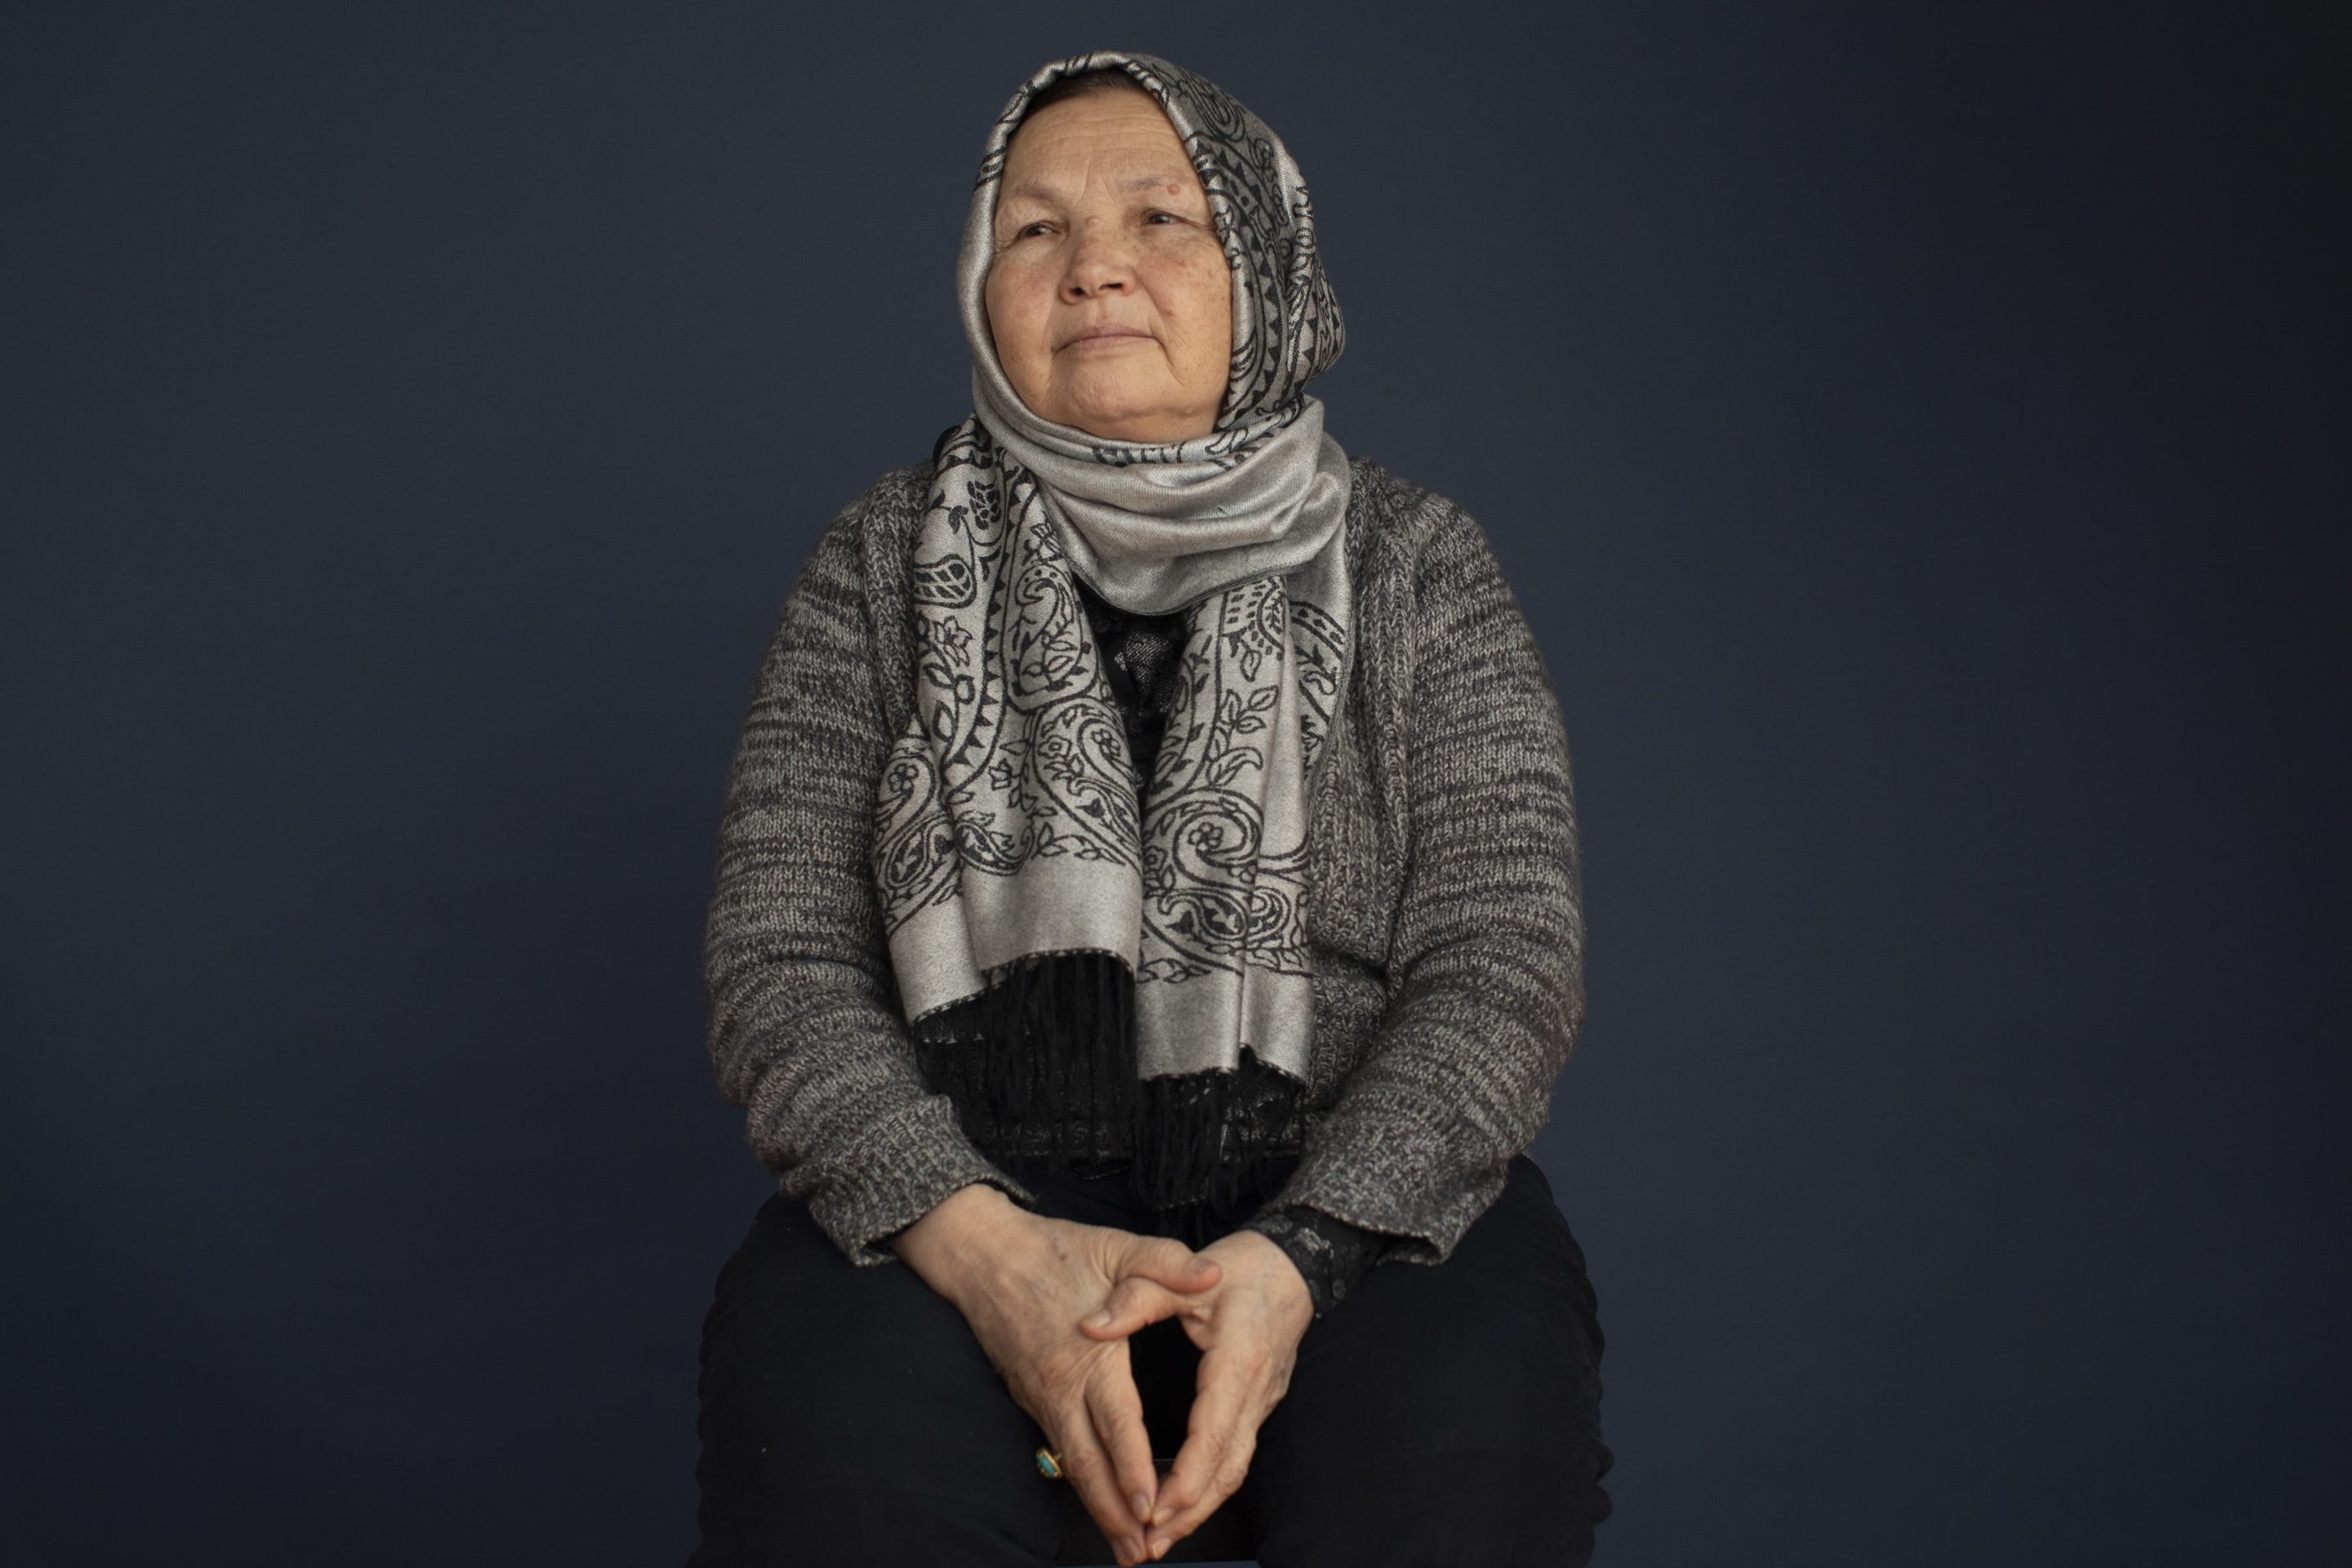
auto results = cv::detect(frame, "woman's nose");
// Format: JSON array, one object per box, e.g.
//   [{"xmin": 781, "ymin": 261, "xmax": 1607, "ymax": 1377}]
[{"xmin": 1061, "ymin": 221, "xmax": 1134, "ymax": 298}]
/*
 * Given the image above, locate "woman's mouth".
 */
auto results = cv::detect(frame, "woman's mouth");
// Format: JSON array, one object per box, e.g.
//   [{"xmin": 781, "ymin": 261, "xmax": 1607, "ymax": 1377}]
[{"xmin": 1064, "ymin": 327, "xmax": 1152, "ymax": 350}]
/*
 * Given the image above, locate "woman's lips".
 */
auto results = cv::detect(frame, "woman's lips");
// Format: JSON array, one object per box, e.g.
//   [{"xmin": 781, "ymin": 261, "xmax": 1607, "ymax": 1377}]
[{"xmin": 1063, "ymin": 328, "xmax": 1152, "ymax": 350}]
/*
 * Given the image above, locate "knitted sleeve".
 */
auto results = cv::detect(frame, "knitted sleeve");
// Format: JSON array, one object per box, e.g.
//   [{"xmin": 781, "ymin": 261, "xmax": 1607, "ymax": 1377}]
[
  {"xmin": 1255, "ymin": 499, "xmax": 1584, "ymax": 1267},
  {"xmin": 702, "ymin": 487, "xmax": 1039, "ymax": 1267}
]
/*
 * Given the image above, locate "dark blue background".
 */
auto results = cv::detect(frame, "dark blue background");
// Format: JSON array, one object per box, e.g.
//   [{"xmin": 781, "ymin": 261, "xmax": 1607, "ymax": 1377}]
[{"xmin": 3, "ymin": 3, "xmax": 2341, "ymax": 1564}]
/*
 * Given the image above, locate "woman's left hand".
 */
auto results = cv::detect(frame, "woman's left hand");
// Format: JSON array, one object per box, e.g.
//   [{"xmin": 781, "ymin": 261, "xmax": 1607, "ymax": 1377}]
[{"xmin": 1079, "ymin": 1227, "xmax": 1315, "ymax": 1561}]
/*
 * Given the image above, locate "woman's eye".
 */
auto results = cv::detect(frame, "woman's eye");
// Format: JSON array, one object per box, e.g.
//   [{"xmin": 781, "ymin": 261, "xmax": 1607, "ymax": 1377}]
[
  {"xmin": 1018, "ymin": 221, "xmax": 1051, "ymax": 238},
  {"xmin": 1145, "ymin": 211, "xmax": 1178, "ymax": 225}
]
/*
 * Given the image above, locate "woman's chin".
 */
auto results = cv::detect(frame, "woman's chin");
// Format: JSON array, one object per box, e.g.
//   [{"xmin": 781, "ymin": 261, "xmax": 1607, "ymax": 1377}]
[{"xmin": 1050, "ymin": 387, "xmax": 1206, "ymax": 444}]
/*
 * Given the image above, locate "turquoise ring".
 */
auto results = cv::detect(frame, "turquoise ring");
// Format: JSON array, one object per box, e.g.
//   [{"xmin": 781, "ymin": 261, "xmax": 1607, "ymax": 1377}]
[{"xmin": 1035, "ymin": 1446, "xmax": 1064, "ymax": 1481}]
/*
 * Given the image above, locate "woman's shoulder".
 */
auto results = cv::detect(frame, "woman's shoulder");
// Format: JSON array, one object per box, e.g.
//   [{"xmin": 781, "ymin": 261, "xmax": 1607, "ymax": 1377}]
[
  {"xmin": 826, "ymin": 456, "xmax": 937, "ymax": 543},
  {"xmin": 792, "ymin": 454, "xmax": 940, "ymax": 608},
  {"xmin": 1346, "ymin": 452, "xmax": 1462, "ymax": 528},
  {"xmin": 1343, "ymin": 452, "xmax": 1490, "ymax": 586},
  {"xmin": 822, "ymin": 423, "xmax": 991, "ymax": 555},
  {"xmin": 1345, "ymin": 451, "xmax": 1439, "ymax": 507}
]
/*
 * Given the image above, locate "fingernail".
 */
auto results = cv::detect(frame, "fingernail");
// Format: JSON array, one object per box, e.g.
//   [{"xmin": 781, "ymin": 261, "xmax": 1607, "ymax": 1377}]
[
  {"xmin": 1085, "ymin": 1308, "xmax": 1111, "ymax": 1328},
  {"xmin": 1133, "ymin": 1491, "xmax": 1152, "ymax": 1520}
]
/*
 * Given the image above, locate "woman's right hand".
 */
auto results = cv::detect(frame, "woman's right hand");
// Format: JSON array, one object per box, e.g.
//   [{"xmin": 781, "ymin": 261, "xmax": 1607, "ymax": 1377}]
[{"xmin": 893, "ymin": 1183, "xmax": 1223, "ymax": 1566}]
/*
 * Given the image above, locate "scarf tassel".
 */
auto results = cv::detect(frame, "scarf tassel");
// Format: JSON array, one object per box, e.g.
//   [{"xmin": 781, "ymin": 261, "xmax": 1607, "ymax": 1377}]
[{"xmin": 910, "ymin": 949, "xmax": 1307, "ymax": 1248}]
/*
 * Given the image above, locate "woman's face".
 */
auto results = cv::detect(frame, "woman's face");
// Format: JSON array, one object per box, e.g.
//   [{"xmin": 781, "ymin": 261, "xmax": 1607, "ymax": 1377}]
[{"xmin": 984, "ymin": 88, "xmax": 1232, "ymax": 443}]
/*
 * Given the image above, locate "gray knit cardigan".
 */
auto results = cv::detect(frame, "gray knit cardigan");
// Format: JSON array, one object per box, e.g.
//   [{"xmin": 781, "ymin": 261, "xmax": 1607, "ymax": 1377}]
[{"xmin": 703, "ymin": 451, "xmax": 1586, "ymax": 1270}]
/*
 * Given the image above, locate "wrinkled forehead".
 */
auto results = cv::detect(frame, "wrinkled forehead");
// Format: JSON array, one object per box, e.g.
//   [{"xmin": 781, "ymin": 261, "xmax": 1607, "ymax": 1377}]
[
  {"xmin": 992, "ymin": 100, "xmax": 1214, "ymax": 241},
  {"xmin": 991, "ymin": 89, "xmax": 1212, "ymax": 223}
]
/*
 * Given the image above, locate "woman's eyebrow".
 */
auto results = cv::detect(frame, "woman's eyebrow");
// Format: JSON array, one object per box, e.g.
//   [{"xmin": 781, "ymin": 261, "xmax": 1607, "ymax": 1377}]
[{"xmin": 1120, "ymin": 169, "xmax": 1198, "ymax": 193}]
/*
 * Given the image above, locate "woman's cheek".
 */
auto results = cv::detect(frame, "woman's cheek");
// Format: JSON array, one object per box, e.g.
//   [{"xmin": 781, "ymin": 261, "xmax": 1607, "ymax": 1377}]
[
  {"xmin": 1188, "ymin": 242, "xmax": 1231, "ymax": 310},
  {"xmin": 1158, "ymin": 250, "xmax": 1228, "ymax": 326},
  {"xmin": 990, "ymin": 269, "xmax": 1052, "ymax": 374}
]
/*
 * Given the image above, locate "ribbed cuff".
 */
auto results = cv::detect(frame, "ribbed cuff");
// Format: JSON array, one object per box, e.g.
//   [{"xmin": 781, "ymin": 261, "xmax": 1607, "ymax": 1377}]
[
  {"xmin": 800, "ymin": 1096, "xmax": 1040, "ymax": 1267},
  {"xmin": 1258, "ymin": 1099, "xmax": 1509, "ymax": 1268}
]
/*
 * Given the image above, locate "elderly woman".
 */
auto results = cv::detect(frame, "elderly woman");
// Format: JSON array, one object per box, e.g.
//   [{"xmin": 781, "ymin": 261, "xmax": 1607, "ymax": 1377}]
[{"xmin": 690, "ymin": 51, "xmax": 1611, "ymax": 1568}]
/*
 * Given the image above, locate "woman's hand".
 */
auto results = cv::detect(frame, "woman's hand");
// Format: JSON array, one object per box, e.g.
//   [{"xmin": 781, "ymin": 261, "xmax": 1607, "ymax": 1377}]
[
  {"xmin": 893, "ymin": 1186, "xmax": 1224, "ymax": 1566},
  {"xmin": 1080, "ymin": 1227, "xmax": 1316, "ymax": 1561}
]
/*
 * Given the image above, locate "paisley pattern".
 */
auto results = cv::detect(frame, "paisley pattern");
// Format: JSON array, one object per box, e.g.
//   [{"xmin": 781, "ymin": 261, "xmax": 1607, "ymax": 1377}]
[
  {"xmin": 875, "ymin": 417, "xmax": 1350, "ymax": 1087},
  {"xmin": 878, "ymin": 51, "xmax": 1352, "ymax": 1097}
]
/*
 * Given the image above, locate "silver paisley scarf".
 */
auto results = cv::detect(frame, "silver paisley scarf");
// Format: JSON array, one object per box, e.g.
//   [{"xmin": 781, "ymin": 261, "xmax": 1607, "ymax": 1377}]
[{"xmin": 872, "ymin": 51, "xmax": 1351, "ymax": 1223}]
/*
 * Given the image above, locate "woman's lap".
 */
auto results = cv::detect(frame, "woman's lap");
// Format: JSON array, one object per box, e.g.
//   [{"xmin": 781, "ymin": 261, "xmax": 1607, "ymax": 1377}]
[{"xmin": 688, "ymin": 1156, "xmax": 1610, "ymax": 1566}]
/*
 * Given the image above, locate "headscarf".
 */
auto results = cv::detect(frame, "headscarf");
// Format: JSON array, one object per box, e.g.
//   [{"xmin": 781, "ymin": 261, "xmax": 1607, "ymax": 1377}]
[{"xmin": 871, "ymin": 51, "xmax": 1352, "ymax": 1232}]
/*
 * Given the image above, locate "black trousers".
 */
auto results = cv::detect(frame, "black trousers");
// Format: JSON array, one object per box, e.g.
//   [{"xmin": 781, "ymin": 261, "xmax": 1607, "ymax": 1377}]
[{"xmin": 688, "ymin": 1155, "xmax": 1613, "ymax": 1566}]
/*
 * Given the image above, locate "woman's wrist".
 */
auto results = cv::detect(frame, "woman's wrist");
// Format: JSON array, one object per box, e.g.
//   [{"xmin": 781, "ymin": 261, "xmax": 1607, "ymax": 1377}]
[
  {"xmin": 889, "ymin": 1181, "xmax": 1027, "ymax": 1301},
  {"xmin": 1242, "ymin": 1205, "xmax": 1392, "ymax": 1320}
]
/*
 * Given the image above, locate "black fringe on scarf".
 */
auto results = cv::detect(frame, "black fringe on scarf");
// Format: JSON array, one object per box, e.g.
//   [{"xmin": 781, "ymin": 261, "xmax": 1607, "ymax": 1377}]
[{"xmin": 909, "ymin": 948, "xmax": 1308, "ymax": 1250}]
